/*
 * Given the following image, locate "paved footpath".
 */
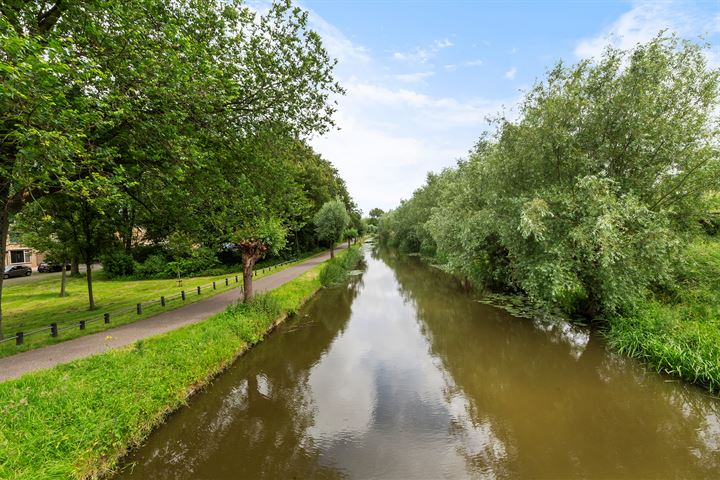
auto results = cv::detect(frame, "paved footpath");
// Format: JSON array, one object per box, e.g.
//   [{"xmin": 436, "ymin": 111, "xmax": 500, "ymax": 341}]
[{"xmin": 0, "ymin": 246, "xmax": 346, "ymax": 382}]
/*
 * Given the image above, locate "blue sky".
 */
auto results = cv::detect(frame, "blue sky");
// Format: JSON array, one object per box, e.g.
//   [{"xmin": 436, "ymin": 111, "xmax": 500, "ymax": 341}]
[{"xmin": 295, "ymin": 1, "xmax": 720, "ymax": 213}]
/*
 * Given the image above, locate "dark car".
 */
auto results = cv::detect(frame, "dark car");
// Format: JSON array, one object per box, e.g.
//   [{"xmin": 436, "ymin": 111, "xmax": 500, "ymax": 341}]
[
  {"xmin": 38, "ymin": 262, "xmax": 71, "ymax": 273},
  {"xmin": 3, "ymin": 265, "xmax": 31, "ymax": 279}
]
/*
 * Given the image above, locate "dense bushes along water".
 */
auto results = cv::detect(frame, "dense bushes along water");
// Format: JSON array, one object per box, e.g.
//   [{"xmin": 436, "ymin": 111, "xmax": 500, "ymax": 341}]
[
  {"xmin": 378, "ymin": 36, "xmax": 720, "ymax": 392},
  {"xmin": 319, "ymin": 245, "xmax": 364, "ymax": 286}
]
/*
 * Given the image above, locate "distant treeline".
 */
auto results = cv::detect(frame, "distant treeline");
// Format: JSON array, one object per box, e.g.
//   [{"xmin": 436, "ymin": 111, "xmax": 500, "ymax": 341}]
[{"xmin": 379, "ymin": 36, "xmax": 720, "ymax": 319}]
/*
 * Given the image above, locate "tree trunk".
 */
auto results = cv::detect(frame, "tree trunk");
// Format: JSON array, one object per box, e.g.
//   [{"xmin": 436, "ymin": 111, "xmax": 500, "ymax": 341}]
[
  {"xmin": 242, "ymin": 252, "xmax": 257, "ymax": 302},
  {"xmin": 330, "ymin": 243, "xmax": 335, "ymax": 259},
  {"xmin": 86, "ymin": 262, "xmax": 95, "ymax": 310},
  {"xmin": 0, "ymin": 207, "xmax": 9, "ymax": 340},
  {"xmin": 347, "ymin": 238, "xmax": 351, "ymax": 248},
  {"xmin": 71, "ymin": 257, "xmax": 79, "ymax": 275},
  {"xmin": 60, "ymin": 263, "xmax": 67, "ymax": 297}
]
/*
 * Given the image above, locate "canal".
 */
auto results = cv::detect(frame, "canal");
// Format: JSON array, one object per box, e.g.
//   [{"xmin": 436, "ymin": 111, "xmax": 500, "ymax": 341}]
[{"xmin": 117, "ymin": 246, "xmax": 720, "ymax": 479}]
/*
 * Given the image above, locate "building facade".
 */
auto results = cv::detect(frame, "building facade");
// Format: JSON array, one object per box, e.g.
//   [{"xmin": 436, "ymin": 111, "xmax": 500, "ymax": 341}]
[{"xmin": 4, "ymin": 242, "xmax": 45, "ymax": 270}]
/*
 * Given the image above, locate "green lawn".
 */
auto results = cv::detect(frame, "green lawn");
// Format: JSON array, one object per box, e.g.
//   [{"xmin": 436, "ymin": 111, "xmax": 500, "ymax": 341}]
[
  {"xmin": 0, "ymin": 248, "xmax": 341, "ymax": 480},
  {"xmin": 607, "ymin": 236, "xmax": 720, "ymax": 392},
  {"xmin": 0, "ymin": 258, "xmax": 304, "ymax": 357}
]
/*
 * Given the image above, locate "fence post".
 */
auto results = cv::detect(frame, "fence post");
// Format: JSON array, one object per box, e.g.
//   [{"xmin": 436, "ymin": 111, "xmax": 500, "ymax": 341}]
[
  {"xmin": 213, "ymin": 281, "xmax": 216, "ymax": 290},
  {"xmin": 161, "ymin": 296, "xmax": 166, "ymax": 307},
  {"xmin": 181, "ymin": 290, "xmax": 186, "ymax": 301},
  {"xmin": 136, "ymin": 303, "xmax": 142, "ymax": 315},
  {"xmin": 80, "ymin": 320, "xmax": 86, "ymax": 330},
  {"xmin": 197, "ymin": 286, "xmax": 201, "ymax": 295},
  {"xmin": 235, "ymin": 275, "xmax": 238, "ymax": 283},
  {"xmin": 50, "ymin": 323, "xmax": 58, "ymax": 337},
  {"xmin": 104, "ymin": 313, "xmax": 110, "ymax": 324},
  {"xmin": 225, "ymin": 278, "xmax": 229, "ymax": 286},
  {"xmin": 15, "ymin": 332, "xmax": 23, "ymax": 346}
]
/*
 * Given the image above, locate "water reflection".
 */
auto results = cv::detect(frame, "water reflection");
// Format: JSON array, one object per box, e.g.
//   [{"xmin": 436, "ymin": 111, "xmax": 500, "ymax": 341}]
[
  {"xmin": 384, "ymin": 249, "xmax": 720, "ymax": 478},
  {"xmin": 118, "ymin": 246, "xmax": 720, "ymax": 479}
]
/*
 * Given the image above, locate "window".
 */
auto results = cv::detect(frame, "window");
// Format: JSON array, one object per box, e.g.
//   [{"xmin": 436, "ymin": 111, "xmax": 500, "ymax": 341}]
[
  {"xmin": 24, "ymin": 250, "xmax": 31, "ymax": 263},
  {"xmin": 10, "ymin": 250, "xmax": 25, "ymax": 264}
]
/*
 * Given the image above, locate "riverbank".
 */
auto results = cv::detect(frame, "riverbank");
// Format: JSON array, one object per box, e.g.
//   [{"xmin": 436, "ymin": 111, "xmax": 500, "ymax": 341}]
[
  {"xmin": 0, "ymin": 248, "xmax": 357, "ymax": 480},
  {"xmin": 606, "ymin": 237, "xmax": 720, "ymax": 392},
  {"xmin": 392, "ymin": 236, "xmax": 720, "ymax": 394}
]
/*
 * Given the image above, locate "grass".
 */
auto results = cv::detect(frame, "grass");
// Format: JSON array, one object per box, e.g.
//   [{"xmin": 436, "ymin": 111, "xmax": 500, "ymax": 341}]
[
  {"xmin": 606, "ymin": 236, "xmax": 720, "ymax": 392},
  {"xmin": 319, "ymin": 245, "xmax": 364, "ymax": 286},
  {"xmin": 0, "ymin": 255, "xmax": 314, "ymax": 357},
  {"xmin": 0, "ymin": 255, "xmax": 331, "ymax": 480}
]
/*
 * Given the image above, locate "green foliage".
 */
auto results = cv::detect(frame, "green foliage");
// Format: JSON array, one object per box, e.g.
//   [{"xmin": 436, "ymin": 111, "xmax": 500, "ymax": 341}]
[
  {"xmin": 344, "ymin": 227, "xmax": 359, "ymax": 241},
  {"xmin": 314, "ymin": 199, "xmax": 350, "ymax": 245},
  {"xmin": 101, "ymin": 251, "xmax": 135, "ymax": 278},
  {"xmin": 606, "ymin": 238, "xmax": 720, "ymax": 392},
  {"xmin": 380, "ymin": 36, "xmax": 720, "ymax": 318},
  {"xmin": 0, "ymin": 262, "xmax": 324, "ymax": 480},
  {"xmin": 166, "ymin": 247, "xmax": 220, "ymax": 279},
  {"xmin": 319, "ymin": 246, "xmax": 363, "ymax": 286},
  {"xmin": 0, "ymin": 0, "xmax": 352, "ymax": 336},
  {"xmin": 133, "ymin": 254, "xmax": 168, "ymax": 279},
  {"xmin": 233, "ymin": 217, "xmax": 288, "ymax": 258}
]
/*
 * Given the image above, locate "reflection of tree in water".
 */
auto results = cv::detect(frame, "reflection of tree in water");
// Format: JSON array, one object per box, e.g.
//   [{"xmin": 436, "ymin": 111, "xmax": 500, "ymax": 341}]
[
  {"xmin": 381, "ymin": 248, "xmax": 720, "ymax": 478},
  {"xmin": 118, "ymin": 274, "xmax": 365, "ymax": 480}
]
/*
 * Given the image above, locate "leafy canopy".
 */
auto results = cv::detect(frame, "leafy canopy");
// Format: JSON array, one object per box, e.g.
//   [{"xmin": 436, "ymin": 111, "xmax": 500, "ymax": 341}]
[{"xmin": 314, "ymin": 200, "xmax": 350, "ymax": 244}]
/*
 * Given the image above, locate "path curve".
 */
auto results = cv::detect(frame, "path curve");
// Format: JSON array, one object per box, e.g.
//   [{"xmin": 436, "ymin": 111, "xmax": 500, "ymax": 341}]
[{"xmin": 0, "ymin": 246, "xmax": 346, "ymax": 382}]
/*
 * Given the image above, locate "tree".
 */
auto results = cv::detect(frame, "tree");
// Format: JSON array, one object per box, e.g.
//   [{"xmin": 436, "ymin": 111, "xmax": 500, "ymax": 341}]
[
  {"xmin": 367, "ymin": 208, "xmax": 385, "ymax": 228},
  {"xmin": 314, "ymin": 200, "xmax": 349, "ymax": 259},
  {"xmin": 382, "ymin": 35, "xmax": 720, "ymax": 318},
  {"xmin": 233, "ymin": 218, "xmax": 287, "ymax": 302},
  {"xmin": 344, "ymin": 228, "xmax": 359, "ymax": 247},
  {"xmin": 0, "ymin": 0, "xmax": 344, "ymax": 337},
  {"xmin": 13, "ymin": 209, "xmax": 74, "ymax": 297},
  {"xmin": 14, "ymin": 195, "xmax": 115, "ymax": 310}
]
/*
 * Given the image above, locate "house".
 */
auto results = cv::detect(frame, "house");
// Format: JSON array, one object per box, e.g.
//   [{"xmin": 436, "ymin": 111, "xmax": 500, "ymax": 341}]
[{"xmin": 4, "ymin": 240, "xmax": 45, "ymax": 270}]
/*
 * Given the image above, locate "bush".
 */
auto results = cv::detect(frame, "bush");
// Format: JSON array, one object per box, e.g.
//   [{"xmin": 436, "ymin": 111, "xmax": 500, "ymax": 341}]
[
  {"xmin": 101, "ymin": 251, "xmax": 135, "ymax": 278},
  {"xmin": 165, "ymin": 247, "xmax": 220, "ymax": 278},
  {"xmin": 319, "ymin": 246, "xmax": 363, "ymax": 287},
  {"xmin": 134, "ymin": 254, "xmax": 168, "ymax": 279}
]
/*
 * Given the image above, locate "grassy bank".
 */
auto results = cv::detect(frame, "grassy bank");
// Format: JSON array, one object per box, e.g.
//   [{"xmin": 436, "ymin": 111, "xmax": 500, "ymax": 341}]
[
  {"xmin": 0, "ymin": 255, "xmax": 314, "ymax": 357},
  {"xmin": 319, "ymin": 245, "xmax": 364, "ymax": 286},
  {"xmin": 606, "ymin": 237, "xmax": 720, "ymax": 392},
  {"xmin": 0, "ymin": 250, "xmax": 342, "ymax": 480}
]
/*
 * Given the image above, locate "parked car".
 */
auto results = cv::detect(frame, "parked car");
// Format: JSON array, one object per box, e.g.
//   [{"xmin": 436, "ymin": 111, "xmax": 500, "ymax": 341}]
[
  {"xmin": 3, "ymin": 265, "xmax": 31, "ymax": 279},
  {"xmin": 38, "ymin": 262, "xmax": 72, "ymax": 273}
]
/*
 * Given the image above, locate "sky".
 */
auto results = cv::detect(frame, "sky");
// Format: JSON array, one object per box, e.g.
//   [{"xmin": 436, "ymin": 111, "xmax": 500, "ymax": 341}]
[{"xmin": 295, "ymin": 0, "xmax": 720, "ymax": 214}]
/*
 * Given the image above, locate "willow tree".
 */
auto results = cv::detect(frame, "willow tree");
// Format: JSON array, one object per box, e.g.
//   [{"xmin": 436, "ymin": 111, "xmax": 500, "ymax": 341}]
[
  {"xmin": 233, "ymin": 218, "xmax": 287, "ymax": 302},
  {"xmin": 314, "ymin": 200, "xmax": 350, "ymax": 258}
]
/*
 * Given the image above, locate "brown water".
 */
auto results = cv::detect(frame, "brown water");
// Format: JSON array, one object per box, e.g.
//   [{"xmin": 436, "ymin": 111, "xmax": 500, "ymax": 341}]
[{"xmin": 117, "ymin": 246, "xmax": 720, "ymax": 479}]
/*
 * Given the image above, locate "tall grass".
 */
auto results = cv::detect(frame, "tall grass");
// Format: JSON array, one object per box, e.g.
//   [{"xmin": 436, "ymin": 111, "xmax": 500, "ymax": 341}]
[
  {"xmin": 606, "ymin": 237, "xmax": 720, "ymax": 392},
  {"xmin": 319, "ymin": 246, "xmax": 363, "ymax": 287}
]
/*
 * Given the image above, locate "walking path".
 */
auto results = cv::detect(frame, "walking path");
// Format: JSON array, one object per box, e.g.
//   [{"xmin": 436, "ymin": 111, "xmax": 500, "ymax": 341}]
[{"xmin": 0, "ymin": 247, "xmax": 345, "ymax": 382}]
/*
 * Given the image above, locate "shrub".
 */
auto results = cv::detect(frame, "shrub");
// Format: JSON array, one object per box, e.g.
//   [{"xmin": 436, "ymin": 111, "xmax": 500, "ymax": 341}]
[
  {"xmin": 319, "ymin": 246, "xmax": 363, "ymax": 287},
  {"xmin": 134, "ymin": 254, "xmax": 168, "ymax": 279},
  {"xmin": 101, "ymin": 251, "xmax": 135, "ymax": 278}
]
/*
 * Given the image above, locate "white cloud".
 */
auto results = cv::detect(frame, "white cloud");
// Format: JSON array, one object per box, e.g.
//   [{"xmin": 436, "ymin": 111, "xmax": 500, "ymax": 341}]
[
  {"xmin": 464, "ymin": 59, "xmax": 484, "ymax": 67},
  {"xmin": 300, "ymin": 10, "xmax": 512, "ymax": 212},
  {"xmin": 504, "ymin": 67, "xmax": 517, "ymax": 80},
  {"xmin": 575, "ymin": 1, "xmax": 720, "ymax": 59},
  {"xmin": 307, "ymin": 10, "xmax": 372, "ymax": 64},
  {"xmin": 444, "ymin": 64, "xmax": 458, "ymax": 72},
  {"xmin": 392, "ymin": 38, "xmax": 454, "ymax": 64},
  {"xmin": 394, "ymin": 71, "xmax": 435, "ymax": 83}
]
